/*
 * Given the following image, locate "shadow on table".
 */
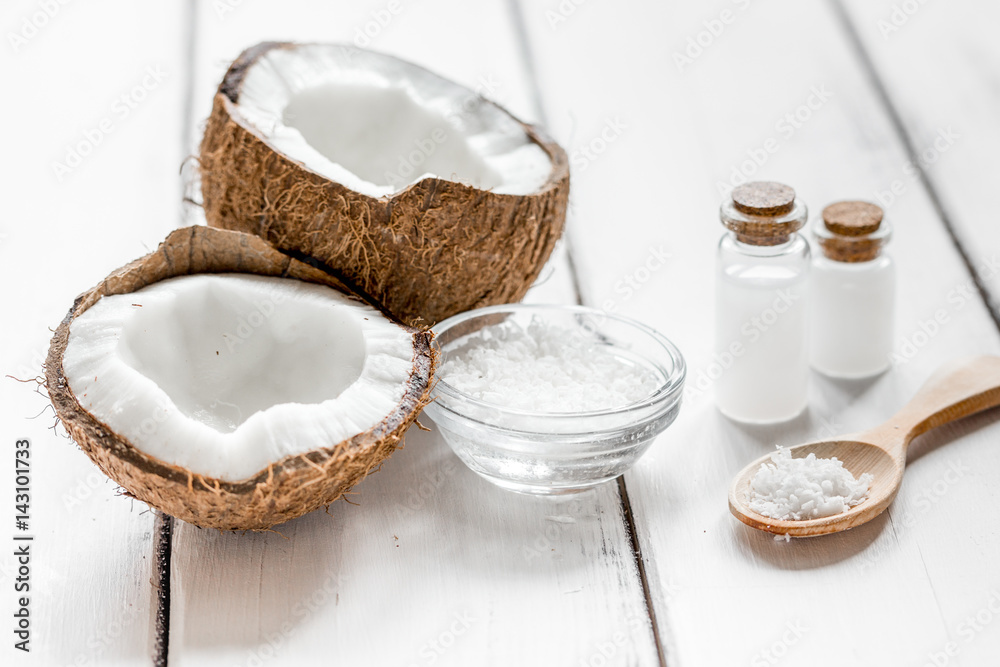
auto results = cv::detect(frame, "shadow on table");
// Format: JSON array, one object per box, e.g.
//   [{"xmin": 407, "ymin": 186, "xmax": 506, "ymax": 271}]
[
  {"xmin": 728, "ymin": 511, "xmax": 888, "ymax": 570},
  {"xmin": 724, "ymin": 372, "xmax": 882, "ymax": 445},
  {"xmin": 905, "ymin": 400, "xmax": 1000, "ymax": 464}
]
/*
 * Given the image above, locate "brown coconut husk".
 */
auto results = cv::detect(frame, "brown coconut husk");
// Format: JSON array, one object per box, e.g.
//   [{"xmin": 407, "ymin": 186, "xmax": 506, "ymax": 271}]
[
  {"xmin": 199, "ymin": 42, "xmax": 570, "ymax": 327},
  {"xmin": 45, "ymin": 226, "xmax": 435, "ymax": 530}
]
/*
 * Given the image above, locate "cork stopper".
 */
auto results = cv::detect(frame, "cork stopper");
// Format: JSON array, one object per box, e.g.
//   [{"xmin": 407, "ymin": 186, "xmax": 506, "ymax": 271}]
[
  {"xmin": 720, "ymin": 181, "xmax": 806, "ymax": 246},
  {"xmin": 816, "ymin": 200, "xmax": 889, "ymax": 263},
  {"xmin": 732, "ymin": 182, "xmax": 796, "ymax": 217},
  {"xmin": 822, "ymin": 201, "xmax": 883, "ymax": 236}
]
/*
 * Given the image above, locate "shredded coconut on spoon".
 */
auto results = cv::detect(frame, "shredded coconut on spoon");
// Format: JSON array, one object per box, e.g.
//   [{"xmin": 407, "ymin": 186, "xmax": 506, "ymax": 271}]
[{"xmin": 749, "ymin": 446, "xmax": 873, "ymax": 522}]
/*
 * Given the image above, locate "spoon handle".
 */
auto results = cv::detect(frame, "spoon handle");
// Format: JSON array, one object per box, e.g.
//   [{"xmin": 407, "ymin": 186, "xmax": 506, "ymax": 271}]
[{"xmin": 867, "ymin": 355, "xmax": 1000, "ymax": 451}]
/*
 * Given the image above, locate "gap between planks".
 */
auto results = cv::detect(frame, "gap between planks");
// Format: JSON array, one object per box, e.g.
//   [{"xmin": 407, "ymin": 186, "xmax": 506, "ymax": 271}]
[
  {"xmin": 829, "ymin": 0, "xmax": 1000, "ymax": 331},
  {"xmin": 153, "ymin": 511, "xmax": 174, "ymax": 667}
]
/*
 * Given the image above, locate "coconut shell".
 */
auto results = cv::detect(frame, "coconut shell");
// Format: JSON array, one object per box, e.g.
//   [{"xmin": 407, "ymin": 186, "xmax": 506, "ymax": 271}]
[
  {"xmin": 199, "ymin": 42, "xmax": 570, "ymax": 327},
  {"xmin": 45, "ymin": 226, "xmax": 435, "ymax": 530}
]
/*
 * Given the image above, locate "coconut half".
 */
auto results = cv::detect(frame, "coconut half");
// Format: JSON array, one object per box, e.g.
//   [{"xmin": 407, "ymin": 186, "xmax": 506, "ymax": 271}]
[
  {"xmin": 46, "ymin": 227, "xmax": 434, "ymax": 530},
  {"xmin": 199, "ymin": 42, "xmax": 570, "ymax": 326}
]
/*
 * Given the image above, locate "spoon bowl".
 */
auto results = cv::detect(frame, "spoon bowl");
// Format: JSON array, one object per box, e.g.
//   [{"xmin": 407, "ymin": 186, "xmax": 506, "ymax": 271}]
[
  {"xmin": 729, "ymin": 439, "xmax": 902, "ymax": 537},
  {"xmin": 729, "ymin": 355, "xmax": 1000, "ymax": 537}
]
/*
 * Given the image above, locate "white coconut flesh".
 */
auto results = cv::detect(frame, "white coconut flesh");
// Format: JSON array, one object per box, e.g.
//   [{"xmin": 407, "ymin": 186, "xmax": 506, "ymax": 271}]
[
  {"xmin": 62, "ymin": 274, "xmax": 415, "ymax": 481},
  {"xmin": 233, "ymin": 44, "xmax": 552, "ymax": 197}
]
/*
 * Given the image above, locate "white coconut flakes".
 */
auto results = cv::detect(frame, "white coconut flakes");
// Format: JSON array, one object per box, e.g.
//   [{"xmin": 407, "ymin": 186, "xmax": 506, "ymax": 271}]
[
  {"xmin": 439, "ymin": 317, "xmax": 660, "ymax": 413},
  {"xmin": 749, "ymin": 446, "xmax": 873, "ymax": 521}
]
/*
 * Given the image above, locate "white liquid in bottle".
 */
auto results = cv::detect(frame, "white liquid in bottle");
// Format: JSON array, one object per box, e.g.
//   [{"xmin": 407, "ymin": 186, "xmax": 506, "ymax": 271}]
[
  {"xmin": 714, "ymin": 182, "xmax": 810, "ymax": 424},
  {"xmin": 715, "ymin": 260, "xmax": 809, "ymax": 422},
  {"xmin": 810, "ymin": 201, "xmax": 895, "ymax": 378}
]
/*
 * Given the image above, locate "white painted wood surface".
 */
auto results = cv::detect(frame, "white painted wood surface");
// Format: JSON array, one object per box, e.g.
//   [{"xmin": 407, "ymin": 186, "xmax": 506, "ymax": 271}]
[
  {"xmin": 5, "ymin": 0, "xmax": 1000, "ymax": 665},
  {"xmin": 521, "ymin": 0, "xmax": 1000, "ymax": 664},
  {"xmin": 837, "ymin": 0, "xmax": 1000, "ymax": 313},
  {"xmin": 168, "ymin": 2, "xmax": 656, "ymax": 666},
  {"xmin": 0, "ymin": 1, "xmax": 188, "ymax": 665}
]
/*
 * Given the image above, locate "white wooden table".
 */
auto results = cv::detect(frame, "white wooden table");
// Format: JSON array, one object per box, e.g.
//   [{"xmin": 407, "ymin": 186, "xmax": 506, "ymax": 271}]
[{"xmin": 3, "ymin": 1, "xmax": 1000, "ymax": 665}]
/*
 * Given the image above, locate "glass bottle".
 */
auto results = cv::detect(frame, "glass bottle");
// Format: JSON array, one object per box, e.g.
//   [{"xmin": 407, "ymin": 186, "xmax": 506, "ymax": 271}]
[
  {"xmin": 810, "ymin": 201, "xmax": 895, "ymax": 378},
  {"xmin": 715, "ymin": 181, "xmax": 810, "ymax": 423}
]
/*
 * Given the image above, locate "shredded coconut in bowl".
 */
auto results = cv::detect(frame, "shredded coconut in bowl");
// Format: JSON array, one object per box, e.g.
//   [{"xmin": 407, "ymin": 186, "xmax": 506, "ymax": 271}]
[
  {"xmin": 439, "ymin": 317, "xmax": 660, "ymax": 413},
  {"xmin": 749, "ymin": 446, "xmax": 873, "ymax": 521}
]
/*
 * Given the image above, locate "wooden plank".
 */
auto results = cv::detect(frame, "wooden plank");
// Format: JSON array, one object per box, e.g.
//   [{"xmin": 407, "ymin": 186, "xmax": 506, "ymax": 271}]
[
  {"xmin": 828, "ymin": 3, "xmax": 1000, "ymax": 665},
  {"xmin": 169, "ymin": 2, "xmax": 656, "ymax": 665},
  {"xmin": 0, "ymin": 1, "xmax": 189, "ymax": 664},
  {"xmin": 519, "ymin": 0, "xmax": 1000, "ymax": 664},
  {"xmin": 836, "ymin": 0, "xmax": 1000, "ymax": 321}
]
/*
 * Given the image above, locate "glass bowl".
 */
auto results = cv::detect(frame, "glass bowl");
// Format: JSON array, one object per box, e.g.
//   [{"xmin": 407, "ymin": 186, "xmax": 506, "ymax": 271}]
[{"xmin": 423, "ymin": 304, "xmax": 686, "ymax": 495}]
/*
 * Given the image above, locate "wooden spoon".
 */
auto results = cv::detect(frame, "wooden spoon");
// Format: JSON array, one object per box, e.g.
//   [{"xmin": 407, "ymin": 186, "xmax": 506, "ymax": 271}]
[{"xmin": 729, "ymin": 355, "xmax": 1000, "ymax": 537}]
